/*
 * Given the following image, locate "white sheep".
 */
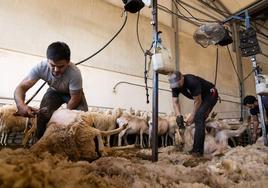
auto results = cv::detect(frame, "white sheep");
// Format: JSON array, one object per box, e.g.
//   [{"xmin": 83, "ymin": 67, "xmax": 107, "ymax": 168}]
[
  {"xmin": 165, "ymin": 115, "xmax": 180, "ymax": 146},
  {"xmin": 117, "ymin": 113, "xmax": 149, "ymax": 148},
  {"xmin": 148, "ymin": 116, "xmax": 169, "ymax": 147},
  {"xmin": 83, "ymin": 108, "xmax": 123, "ymax": 147}
]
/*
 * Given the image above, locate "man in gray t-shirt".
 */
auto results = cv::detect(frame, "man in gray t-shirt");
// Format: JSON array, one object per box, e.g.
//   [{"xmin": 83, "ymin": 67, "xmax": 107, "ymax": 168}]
[{"xmin": 14, "ymin": 41, "xmax": 88, "ymax": 140}]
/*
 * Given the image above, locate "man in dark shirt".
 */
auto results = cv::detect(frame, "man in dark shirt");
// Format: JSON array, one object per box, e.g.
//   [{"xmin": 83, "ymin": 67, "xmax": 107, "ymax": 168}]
[
  {"xmin": 168, "ymin": 71, "xmax": 218, "ymax": 157},
  {"xmin": 243, "ymin": 95, "xmax": 268, "ymax": 142}
]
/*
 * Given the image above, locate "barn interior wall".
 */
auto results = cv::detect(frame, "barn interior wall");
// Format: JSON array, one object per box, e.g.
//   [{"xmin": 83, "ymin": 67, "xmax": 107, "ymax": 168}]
[{"xmin": 0, "ymin": 0, "xmax": 266, "ymax": 118}]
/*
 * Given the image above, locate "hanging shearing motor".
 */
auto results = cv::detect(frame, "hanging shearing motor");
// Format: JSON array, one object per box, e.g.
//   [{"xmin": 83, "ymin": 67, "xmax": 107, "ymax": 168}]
[
  {"xmin": 152, "ymin": 32, "xmax": 175, "ymax": 75},
  {"xmin": 193, "ymin": 23, "xmax": 233, "ymax": 48}
]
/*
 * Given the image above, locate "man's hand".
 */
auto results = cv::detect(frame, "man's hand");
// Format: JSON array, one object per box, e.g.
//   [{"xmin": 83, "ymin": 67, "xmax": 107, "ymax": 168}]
[
  {"xmin": 186, "ymin": 113, "xmax": 194, "ymax": 125},
  {"xmin": 15, "ymin": 104, "xmax": 39, "ymax": 118},
  {"xmin": 176, "ymin": 115, "xmax": 185, "ymax": 129}
]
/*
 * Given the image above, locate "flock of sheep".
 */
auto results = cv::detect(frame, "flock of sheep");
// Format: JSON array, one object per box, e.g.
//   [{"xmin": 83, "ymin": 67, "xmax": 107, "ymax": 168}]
[{"xmin": 0, "ymin": 104, "xmax": 250, "ymax": 161}]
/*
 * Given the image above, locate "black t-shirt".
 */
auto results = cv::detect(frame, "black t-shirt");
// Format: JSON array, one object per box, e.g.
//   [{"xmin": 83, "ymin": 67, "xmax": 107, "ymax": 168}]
[
  {"xmin": 171, "ymin": 74, "xmax": 215, "ymax": 100},
  {"xmin": 250, "ymin": 96, "xmax": 268, "ymax": 116}
]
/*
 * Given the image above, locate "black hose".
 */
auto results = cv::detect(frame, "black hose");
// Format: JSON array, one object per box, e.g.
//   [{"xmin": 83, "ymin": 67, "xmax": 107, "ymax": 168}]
[
  {"xmin": 26, "ymin": 12, "xmax": 128, "ymax": 104},
  {"xmin": 214, "ymin": 46, "xmax": 219, "ymax": 86}
]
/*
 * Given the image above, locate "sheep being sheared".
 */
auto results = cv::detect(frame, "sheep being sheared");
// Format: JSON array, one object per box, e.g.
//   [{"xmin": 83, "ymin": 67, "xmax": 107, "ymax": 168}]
[
  {"xmin": 31, "ymin": 109, "xmax": 127, "ymax": 161},
  {"xmin": 181, "ymin": 120, "xmax": 248, "ymax": 156}
]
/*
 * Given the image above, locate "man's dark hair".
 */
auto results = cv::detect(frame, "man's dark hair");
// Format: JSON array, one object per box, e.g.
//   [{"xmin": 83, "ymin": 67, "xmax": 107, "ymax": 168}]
[
  {"xmin": 243, "ymin": 95, "xmax": 257, "ymax": 105},
  {"xmin": 46, "ymin": 41, "xmax": 71, "ymax": 61}
]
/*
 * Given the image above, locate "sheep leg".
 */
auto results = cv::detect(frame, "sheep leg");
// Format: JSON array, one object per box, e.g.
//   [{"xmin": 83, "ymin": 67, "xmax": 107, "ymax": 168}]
[
  {"xmin": 172, "ymin": 135, "xmax": 175, "ymax": 146},
  {"xmin": 140, "ymin": 131, "xmax": 143, "ymax": 148},
  {"xmin": 4, "ymin": 132, "xmax": 9, "ymax": 146},
  {"xmin": 165, "ymin": 134, "xmax": 168, "ymax": 147},
  {"xmin": 143, "ymin": 135, "xmax": 148, "ymax": 148},
  {"xmin": 106, "ymin": 135, "xmax": 110, "ymax": 147},
  {"xmin": 118, "ymin": 130, "xmax": 126, "ymax": 146},
  {"xmin": 161, "ymin": 136, "xmax": 164, "ymax": 147},
  {"xmin": 134, "ymin": 135, "xmax": 139, "ymax": 145},
  {"xmin": 11, "ymin": 133, "xmax": 17, "ymax": 144},
  {"xmin": 96, "ymin": 134, "xmax": 107, "ymax": 157},
  {"xmin": 123, "ymin": 134, "xmax": 129, "ymax": 146},
  {"xmin": 148, "ymin": 132, "xmax": 152, "ymax": 148},
  {"xmin": 164, "ymin": 133, "xmax": 168, "ymax": 147},
  {"xmin": 23, "ymin": 122, "xmax": 37, "ymax": 147},
  {"xmin": 0, "ymin": 132, "xmax": 4, "ymax": 145}
]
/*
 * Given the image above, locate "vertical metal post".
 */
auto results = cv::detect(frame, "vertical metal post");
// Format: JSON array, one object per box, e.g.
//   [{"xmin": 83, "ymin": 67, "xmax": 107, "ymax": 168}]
[
  {"xmin": 172, "ymin": 2, "xmax": 179, "ymax": 70},
  {"xmin": 232, "ymin": 21, "xmax": 245, "ymax": 120},
  {"xmin": 251, "ymin": 57, "xmax": 268, "ymax": 145},
  {"xmin": 244, "ymin": 10, "xmax": 268, "ymax": 145},
  {"xmin": 151, "ymin": 0, "xmax": 159, "ymax": 162}
]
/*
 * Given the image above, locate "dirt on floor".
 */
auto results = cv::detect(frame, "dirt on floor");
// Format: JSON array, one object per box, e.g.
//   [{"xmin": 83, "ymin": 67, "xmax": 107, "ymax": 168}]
[{"xmin": 0, "ymin": 143, "xmax": 268, "ymax": 188}]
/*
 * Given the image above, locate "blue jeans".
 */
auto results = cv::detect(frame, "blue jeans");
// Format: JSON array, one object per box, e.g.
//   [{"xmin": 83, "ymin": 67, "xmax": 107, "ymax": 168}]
[{"xmin": 36, "ymin": 88, "xmax": 88, "ymax": 139}]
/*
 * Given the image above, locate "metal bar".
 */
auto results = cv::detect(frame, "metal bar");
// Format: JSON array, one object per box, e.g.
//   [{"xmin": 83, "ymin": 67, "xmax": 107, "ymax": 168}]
[
  {"xmin": 112, "ymin": 81, "xmax": 171, "ymax": 93},
  {"xmin": 232, "ymin": 21, "xmax": 245, "ymax": 120},
  {"xmin": 151, "ymin": 0, "xmax": 159, "ymax": 162},
  {"xmin": 251, "ymin": 56, "xmax": 268, "ymax": 145},
  {"xmin": 172, "ymin": 1, "xmax": 179, "ymax": 70},
  {"xmin": 231, "ymin": 0, "xmax": 266, "ymax": 17},
  {"xmin": 222, "ymin": 0, "xmax": 268, "ymax": 24}
]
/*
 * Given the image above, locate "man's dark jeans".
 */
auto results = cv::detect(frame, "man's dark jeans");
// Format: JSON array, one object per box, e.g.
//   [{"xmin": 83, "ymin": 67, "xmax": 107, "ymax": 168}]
[
  {"xmin": 36, "ymin": 88, "xmax": 88, "ymax": 139},
  {"xmin": 192, "ymin": 88, "xmax": 218, "ymax": 154}
]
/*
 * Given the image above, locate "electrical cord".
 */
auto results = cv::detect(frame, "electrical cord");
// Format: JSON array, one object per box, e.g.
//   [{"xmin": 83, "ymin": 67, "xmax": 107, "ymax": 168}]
[
  {"xmin": 76, "ymin": 12, "xmax": 128, "ymax": 65},
  {"xmin": 174, "ymin": 0, "xmax": 217, "ymax": 23},
  {"xmin": 243, "ymin": 69, "xmax": 254, "ymax": 82},
  {"xmin": 136, "ymin": 11, "xmax": 155, "ymax": 104},
  {"xmin": 26, "ymin": 12, "xmax": 128, "ymax": 105},
  {"xmin": 136, "ymin": 11, "xmax": 145, "ymax": 54},
  {"xmin": 157, "ymin": 4, "xmax": 201, "ymax": 26},
  {"xmin": 226, "ymin": 45, "xmax": 242, "ymax": 83}
]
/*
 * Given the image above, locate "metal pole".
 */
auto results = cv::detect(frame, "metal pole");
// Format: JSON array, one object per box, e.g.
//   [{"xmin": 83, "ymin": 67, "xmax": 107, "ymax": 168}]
[
  {"xmin": 151, "ymin": 0, "xmax": 159, "ymax": 162},
  {"xmin": 232, "ymin": 21, "xmax": 245, "ymax": 120},
  {"xmin": 244, "ymin": 11, "xmax": 267, "ymax": 145},
  {"xmin": 172, "ymin": 1, "xmax": 179, "ymax": 70},
  {"xmin": 251, "ymin": 57, "xmax": 268, "ymax": 145}
]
